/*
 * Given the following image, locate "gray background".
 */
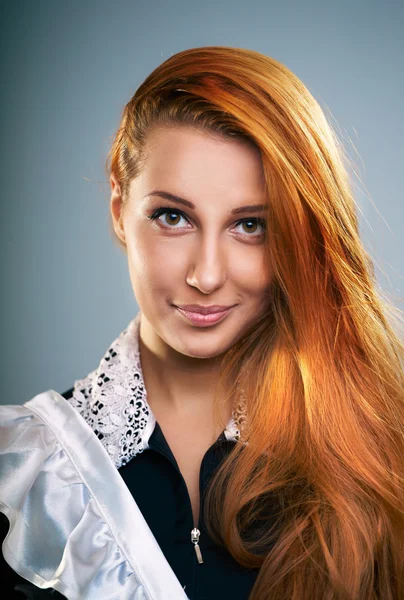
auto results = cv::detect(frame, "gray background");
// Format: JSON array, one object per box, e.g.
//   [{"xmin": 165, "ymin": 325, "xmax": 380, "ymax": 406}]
[{"xmin": 1, "ymin": 0, "xmax": 403, "ymax": 405}]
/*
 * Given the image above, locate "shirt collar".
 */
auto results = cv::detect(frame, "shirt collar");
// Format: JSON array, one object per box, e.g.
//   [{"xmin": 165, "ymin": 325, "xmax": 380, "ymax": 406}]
[{"xmin": 68, "ymin": 311, "xmax": 245, "ymax": 469}]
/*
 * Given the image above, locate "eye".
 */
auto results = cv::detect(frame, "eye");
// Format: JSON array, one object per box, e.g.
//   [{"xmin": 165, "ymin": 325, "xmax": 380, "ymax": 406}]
[
  {"xmin": 234, "ymin": 218, "xmax": 266, "ymax": 237},
  {"xmin": 147, "ymin": 207, "xmax": 266, "ymax": 239},
  {"xmin": 148, "ymin": 207, "xmax": 190, "ymax": 228}
]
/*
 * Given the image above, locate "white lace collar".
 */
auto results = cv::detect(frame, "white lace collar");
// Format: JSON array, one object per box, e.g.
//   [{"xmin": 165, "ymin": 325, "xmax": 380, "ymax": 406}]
[{"xmin": 68, "ymin": 311, "xmax": 245, "ymax": 469}]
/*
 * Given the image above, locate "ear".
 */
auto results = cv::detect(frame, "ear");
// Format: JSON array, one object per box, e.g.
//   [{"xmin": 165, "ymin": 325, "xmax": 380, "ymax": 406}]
[{"xmin": 109, "ymin": 172, "xmax": 126, "ymax": 245}]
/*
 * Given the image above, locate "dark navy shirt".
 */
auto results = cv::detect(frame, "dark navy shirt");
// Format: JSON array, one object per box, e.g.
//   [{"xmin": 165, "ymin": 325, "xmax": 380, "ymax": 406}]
[{"xmin": 1, "ymin": 387, "xmax": 262, "ymax": 599}]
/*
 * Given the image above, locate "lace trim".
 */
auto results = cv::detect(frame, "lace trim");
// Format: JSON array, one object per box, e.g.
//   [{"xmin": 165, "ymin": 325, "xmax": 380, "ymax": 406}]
[{"xmin": 68, "ymin": 312, "xmax": 247, "ymax": 469}]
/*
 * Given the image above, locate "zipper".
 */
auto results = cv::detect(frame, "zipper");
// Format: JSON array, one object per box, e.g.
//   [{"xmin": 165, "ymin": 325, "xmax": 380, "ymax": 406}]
[
  {"xmin": 190, "ymin": 447, "xmax": 208, "ymax": 566},
  {"xmin": 191, "ymin": 527, "xmax": 204, "ymax": 563},
  {"xmin": 156, "ymin": 445, "xmax": 205, "ymax": 566},
  {"xmin": 148, "ymin": 423, "xmax": 207, "ymax": 578}
]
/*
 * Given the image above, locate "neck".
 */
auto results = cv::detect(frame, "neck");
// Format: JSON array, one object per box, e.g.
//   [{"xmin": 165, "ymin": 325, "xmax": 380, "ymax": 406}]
[{"xmin": 138, "ymin": 313, "xmax": 231, "ymax": 423}]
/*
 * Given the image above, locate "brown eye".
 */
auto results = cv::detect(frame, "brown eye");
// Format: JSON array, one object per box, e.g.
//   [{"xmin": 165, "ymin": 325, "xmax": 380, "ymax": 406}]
[
  {"xmin": 165, "ymin": 212, "xmax": 181, "ymax": 225},
  {"xmin": 242, "ymin": 220, "xmax": 258, "ymax": 233},
  {"xmin": 148, "ymin": 208, "xmax": 189, "ymax": 228},
  {"xmin": 234, "ymin": 218, "xmax": 266, "ymax": 239}
]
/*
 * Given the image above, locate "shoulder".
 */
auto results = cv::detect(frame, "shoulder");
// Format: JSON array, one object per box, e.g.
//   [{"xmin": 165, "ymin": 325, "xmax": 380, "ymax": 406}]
[{"xmin": 0, "ymin": 388, "xmax": 186, "ymax": 599}]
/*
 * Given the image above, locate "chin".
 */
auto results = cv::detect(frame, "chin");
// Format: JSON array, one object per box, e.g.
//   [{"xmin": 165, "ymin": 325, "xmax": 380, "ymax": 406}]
[{"xmin": 174, "ymin": 333, "xmax": 234, "ymax": 360}]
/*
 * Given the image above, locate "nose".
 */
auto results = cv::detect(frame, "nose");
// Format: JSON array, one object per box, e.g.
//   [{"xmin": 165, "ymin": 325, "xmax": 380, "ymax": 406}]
[{"xmin": 186, "ymin": 234, "xmax": 227, "ymax": 294}]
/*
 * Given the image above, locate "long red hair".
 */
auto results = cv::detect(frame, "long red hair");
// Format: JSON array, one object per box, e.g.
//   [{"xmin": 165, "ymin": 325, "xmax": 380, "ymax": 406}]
[{"xmin": 106, "ymin": 46, "xmax": 404, "ymax": 599}]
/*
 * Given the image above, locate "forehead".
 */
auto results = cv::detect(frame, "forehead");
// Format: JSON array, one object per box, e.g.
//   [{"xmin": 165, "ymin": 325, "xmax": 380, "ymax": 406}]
[{"xmin": 139, "ymin": 125, "xmax": 266, "ymax": 201}]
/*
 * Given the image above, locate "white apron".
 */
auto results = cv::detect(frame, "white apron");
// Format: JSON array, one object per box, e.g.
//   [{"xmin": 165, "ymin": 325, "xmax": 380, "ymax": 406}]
[{"xmin": 0, "ymin": 390, "xmax": 189, "ymax": 599}]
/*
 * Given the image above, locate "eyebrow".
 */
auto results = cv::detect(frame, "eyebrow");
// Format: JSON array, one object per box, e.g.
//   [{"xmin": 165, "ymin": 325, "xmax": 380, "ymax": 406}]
[{"xmin": 144, "ymin": 190, "xmax": 266, "ymax": 215}]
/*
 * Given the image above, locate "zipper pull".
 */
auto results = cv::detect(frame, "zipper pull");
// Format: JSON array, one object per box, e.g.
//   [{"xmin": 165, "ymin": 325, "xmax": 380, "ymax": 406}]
[{"xmin": 191, "ymin": 528, "xmax": 204, "ymax": 564}]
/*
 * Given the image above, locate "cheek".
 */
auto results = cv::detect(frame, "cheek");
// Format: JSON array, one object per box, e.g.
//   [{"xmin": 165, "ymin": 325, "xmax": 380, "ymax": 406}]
[
  {"xmin": 230, "ymin": 250, "xmax": 272, "ymax": 295},
  {"xmin": 126, "ymin": 233, "xmax": 185, "ymax": 292}
]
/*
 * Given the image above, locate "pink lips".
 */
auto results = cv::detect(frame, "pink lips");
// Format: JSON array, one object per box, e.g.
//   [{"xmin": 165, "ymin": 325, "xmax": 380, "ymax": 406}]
[{"xmin": 174, "ymin": 304, "xmax": 235, "ymax": 326}]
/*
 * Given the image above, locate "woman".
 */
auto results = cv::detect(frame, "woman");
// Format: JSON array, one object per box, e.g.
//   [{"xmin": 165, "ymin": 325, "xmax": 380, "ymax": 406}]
[{"xmin": 1, "ymin": 46, "xmax": 404, "ymax": 600}]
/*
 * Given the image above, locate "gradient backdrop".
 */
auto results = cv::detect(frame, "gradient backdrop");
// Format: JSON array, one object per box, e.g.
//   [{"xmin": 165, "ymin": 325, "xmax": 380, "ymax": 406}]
[{"xmin": 1, "ymin": 0, "xmax": 403, "ymax": 404}]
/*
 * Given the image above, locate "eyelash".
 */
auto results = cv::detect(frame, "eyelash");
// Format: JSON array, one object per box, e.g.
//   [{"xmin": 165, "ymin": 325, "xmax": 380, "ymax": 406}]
[{"xmin": 147, "ymin": 206, "xmax": 267, "ymax": 237}]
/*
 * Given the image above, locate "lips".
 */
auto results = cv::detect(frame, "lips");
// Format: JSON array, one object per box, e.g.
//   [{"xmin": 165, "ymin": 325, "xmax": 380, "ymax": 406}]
[
  {"xmin": 175, "ymin": 304, "xmax": 235, "ymax": 315},
  {"xmin": 174, "ymin": 305, "xmax": 235, "ymax": 327}
]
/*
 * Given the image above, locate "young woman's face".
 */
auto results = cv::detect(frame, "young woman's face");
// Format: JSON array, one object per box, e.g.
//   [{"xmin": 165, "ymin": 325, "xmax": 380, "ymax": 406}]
[{"xmin": 110, "ymin": 125, "xmax": 272, "ymax": 359}]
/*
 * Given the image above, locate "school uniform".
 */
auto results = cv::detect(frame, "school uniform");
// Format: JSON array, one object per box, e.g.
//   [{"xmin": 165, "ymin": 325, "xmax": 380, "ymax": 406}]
[{"xmin": 0, "ymin": 312, "xmax": 271, "ymax": 599}]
